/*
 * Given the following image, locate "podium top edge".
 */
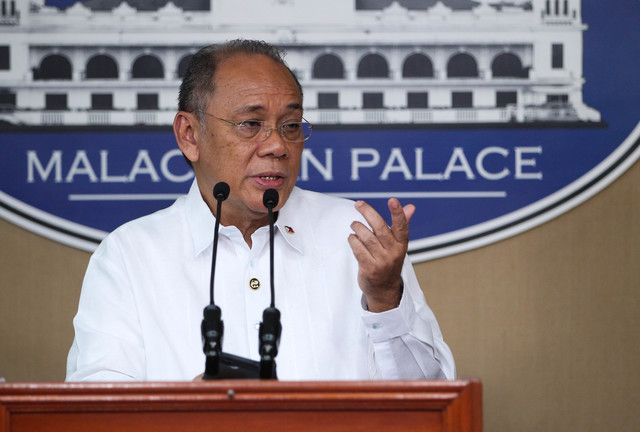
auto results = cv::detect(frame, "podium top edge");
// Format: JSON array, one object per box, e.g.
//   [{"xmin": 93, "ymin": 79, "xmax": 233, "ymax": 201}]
[{"xmin": 0, "ymin": 379, "xmax": 480, "ymax": 395}]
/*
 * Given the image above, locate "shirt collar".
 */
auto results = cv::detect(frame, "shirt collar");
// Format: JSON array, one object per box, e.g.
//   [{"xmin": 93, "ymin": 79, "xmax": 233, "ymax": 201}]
[
  {"xmin": 185, "ymin": 180, "xmax": 305, "ymax": 257},
  {"xmin": 185, "ymin": 179, "xmax": 216, "ymax": 257}
]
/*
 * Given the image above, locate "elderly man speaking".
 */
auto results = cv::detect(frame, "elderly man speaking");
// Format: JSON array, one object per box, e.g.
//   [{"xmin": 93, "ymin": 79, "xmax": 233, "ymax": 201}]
[{"xmin": 66, "ymin": 39, "xmax": 455, "ymax": 381}]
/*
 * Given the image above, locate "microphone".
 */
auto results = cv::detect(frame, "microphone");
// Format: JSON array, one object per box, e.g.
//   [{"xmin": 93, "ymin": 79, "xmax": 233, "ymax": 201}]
[
  {"xmin": 259, "ymin": 189, "xmax": 282, "ymax": 379},
  {"xmin": 201, "ymin": 181, "xmax": 229, "ymax": 379},
  {"xmin": 263, "ymin": 188, "xmax": 279, "ymax": 209}
]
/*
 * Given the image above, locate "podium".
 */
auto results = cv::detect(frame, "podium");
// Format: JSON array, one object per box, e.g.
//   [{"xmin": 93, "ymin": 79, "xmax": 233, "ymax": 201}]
[{"xmin": 0, "ymin": 380, "xmax": 481, "ymax": 432}]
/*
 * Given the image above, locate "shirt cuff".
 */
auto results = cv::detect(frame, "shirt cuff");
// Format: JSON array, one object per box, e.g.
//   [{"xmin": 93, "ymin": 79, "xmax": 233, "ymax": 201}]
[{"xmin": 361, "ymin": 285, "xmax": 415, "ymax": 343}]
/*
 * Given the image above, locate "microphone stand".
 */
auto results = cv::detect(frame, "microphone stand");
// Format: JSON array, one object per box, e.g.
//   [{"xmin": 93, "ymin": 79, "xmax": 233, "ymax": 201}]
[
  {"xmin": 201, "ymin": 186, "xmax": 282, "ymax": 380},
  {"xmin": 259, "ymin": 189, "xmax": 282, "ymax": 379},
  {"xmin": 201, "ymin": 182, "xmax": 229, "ymax": 379}
]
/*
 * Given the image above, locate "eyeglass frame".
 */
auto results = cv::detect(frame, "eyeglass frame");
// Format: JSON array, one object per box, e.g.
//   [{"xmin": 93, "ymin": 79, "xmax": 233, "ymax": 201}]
[{"xmin": 200, "ymin": 112, "xmax": 312, "ymax": 143}]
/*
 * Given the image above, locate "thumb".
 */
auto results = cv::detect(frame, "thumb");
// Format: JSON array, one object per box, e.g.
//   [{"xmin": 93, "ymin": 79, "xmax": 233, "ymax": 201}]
[{"xmin": 403, "ymin": 204, "xmax": 416, "ymax": 224}]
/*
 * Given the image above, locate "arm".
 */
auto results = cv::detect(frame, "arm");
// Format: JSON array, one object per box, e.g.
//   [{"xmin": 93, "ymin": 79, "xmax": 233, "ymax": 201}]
[
  {"xmin": 349, "ymin": 199, "xmax": 455, "ymax": 379},
  {"xmin": 361, "ymin": 257, "xmax": 456, "ymax": 379}
]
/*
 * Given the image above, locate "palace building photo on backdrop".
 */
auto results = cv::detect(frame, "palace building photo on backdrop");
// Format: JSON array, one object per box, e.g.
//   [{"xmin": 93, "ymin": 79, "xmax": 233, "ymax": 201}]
[{"xmin": 1, "ymin": 1, "xmax": 639, "ymax": 431}]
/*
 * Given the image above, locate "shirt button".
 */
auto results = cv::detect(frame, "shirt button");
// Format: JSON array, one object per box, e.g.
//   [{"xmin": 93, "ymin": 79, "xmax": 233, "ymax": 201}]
[
  {"xmin": 372, "ymin": 323, "xmax": 382, "ymax": 330},
  {"xmin": 249, "ymin": 278, "xmax": 260, "ymax": 290}
]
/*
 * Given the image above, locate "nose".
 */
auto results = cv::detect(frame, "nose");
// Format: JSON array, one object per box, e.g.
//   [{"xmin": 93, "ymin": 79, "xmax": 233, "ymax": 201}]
[
  {"xmin": 259, "ymin": 126, "xmax": 276, "ymax": 141},
  {"xmin": 257, "ymin": 125, "xmax": 288, "ymax": 159}
]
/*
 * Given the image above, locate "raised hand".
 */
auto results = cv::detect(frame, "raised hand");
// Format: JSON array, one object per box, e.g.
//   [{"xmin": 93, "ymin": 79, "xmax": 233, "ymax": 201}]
[{"xmin": 348, "ymin": 198, "xmax": 415, "ymax": 312}]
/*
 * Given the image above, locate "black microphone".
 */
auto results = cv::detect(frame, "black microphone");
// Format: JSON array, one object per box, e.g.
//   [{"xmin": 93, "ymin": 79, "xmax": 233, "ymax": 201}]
[
  {"xmin": 259, "ymin": 189, "xmax": 282, "ymax": 379},
  {"xmin": 201, "ymin": 181, "xmax": 229, "ymax": 380}
]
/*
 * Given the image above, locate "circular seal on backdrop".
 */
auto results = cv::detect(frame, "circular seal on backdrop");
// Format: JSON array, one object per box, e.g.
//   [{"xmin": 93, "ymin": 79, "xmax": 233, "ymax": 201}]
[{"xmin": 1, "ymin": 0, "xmax": 639, "ymax": 262}]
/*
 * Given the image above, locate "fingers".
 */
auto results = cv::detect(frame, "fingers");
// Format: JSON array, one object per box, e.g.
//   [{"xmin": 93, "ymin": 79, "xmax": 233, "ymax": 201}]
[
  {"xmin": 354, "ymin": 198, "xmax": 414, "ymax": 245},
  {"xmin": 354, "ymin": 200, "xmax": 388, "ymax": 236},
  {"xmin": 388, "ymin": 198, "xmax": 413, "ymax": 244},
  {"xmin": 349, "ymin": 221, "xmax": 377, "ymax": 259},
  {"xmin": 352, "ymin": 201, "xmax": 395, "ymax": 253},
  {"xmin": 403, "ymin": 203, "xmax": 416, "ymax": 224},
  {"xmin": 348, "ymin": 231, "xmax": 373, "ymax": 262}
]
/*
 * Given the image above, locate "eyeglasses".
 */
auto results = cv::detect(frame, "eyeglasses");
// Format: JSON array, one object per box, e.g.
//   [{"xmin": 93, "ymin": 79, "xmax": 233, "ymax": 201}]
[{"xmin": 203, "ymin": 113, "xmax": 312, "ymax": 143}]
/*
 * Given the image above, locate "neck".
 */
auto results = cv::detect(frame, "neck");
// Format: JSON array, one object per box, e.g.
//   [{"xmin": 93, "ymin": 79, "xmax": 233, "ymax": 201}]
[
  {"xmin": 233, "ymin": 216, "xmax": 269, "ymax": 248},
  {"xmin": 204, "ymin": 197, "xmax": 269, "ymax": 248}
]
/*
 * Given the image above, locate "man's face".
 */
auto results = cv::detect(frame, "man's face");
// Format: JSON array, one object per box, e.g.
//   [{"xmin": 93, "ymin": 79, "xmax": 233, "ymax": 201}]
[{"xmin": 194, "ymin": 53, "xmax": 303, "ymax": 225}]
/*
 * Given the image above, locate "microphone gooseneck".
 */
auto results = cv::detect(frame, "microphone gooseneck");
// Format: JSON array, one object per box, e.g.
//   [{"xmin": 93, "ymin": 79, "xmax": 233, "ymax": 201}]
[
  {"xmin": 259, "ymin": 188, "xmax": 281, "ymax": 379},
  {"xmin": 210, "ymin": 182, "xmax": 230, "ymax": 305},
  {"xmin": 263, "ymin": 188, "xmax": 279, "ymax": 307},
  {"xmin": 201, "ymin": 181, "xmax": 229, "ymax": 379}
]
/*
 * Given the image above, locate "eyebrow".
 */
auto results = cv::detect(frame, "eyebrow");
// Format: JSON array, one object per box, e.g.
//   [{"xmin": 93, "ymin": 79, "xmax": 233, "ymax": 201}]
[{"xmin": 234, "ymin": 102, "xmax": 303, "ymax": 115}]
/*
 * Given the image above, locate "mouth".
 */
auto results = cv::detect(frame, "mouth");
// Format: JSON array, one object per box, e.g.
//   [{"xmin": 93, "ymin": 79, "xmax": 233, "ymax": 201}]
[{"xmin": 254, "ymin": 173, "xmax": 286, "ymax": 188}]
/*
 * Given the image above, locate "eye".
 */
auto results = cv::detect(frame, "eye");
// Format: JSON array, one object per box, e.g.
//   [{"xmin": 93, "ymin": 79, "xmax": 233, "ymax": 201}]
[
  {"xmin": 236, "ymin": 120, "xmax": 263, "ymax": 137},
  {"xmin": 281, "ymin": 121, "xmax": 301, "ymax": 132},
  {"xmin": 238, "ymin": 120, "xmax": 262, "ymax": 130}
]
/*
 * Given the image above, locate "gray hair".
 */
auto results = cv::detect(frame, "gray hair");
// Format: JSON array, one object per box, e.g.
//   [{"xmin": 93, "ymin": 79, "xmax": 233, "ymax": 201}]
[{"xmin": 178, "ymin": 39, "xmax": 303, "ymax": 122}]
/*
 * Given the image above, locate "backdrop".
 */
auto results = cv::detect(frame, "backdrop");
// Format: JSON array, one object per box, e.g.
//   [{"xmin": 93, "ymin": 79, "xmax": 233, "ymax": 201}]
[{"xmin": 1, "ymin": 1, "xmax": 639, "ymax": 431}]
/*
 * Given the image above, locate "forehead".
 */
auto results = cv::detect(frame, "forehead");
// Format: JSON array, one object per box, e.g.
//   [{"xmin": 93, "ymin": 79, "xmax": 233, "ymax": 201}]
[{"xmin": 209, "ymin": 53, "xmax": 301, "ymax": 113}]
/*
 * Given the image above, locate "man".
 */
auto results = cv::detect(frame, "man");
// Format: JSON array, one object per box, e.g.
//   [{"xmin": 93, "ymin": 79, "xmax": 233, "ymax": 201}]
[{"xmin": 66, "ymin": 40, "xmax": 455, "ymax": 381}]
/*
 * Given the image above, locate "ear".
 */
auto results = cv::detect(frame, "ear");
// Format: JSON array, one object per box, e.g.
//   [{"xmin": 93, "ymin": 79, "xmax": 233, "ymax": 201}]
[{"xmin": 173, "ymin": 111, "xmax": 202, "ymax": 164}]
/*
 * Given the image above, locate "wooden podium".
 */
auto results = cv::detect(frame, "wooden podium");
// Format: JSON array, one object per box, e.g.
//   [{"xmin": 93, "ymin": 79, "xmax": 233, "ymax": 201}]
[{"xmin": 0, "ymin": 380, "xmax": 481, "ymax": 432}]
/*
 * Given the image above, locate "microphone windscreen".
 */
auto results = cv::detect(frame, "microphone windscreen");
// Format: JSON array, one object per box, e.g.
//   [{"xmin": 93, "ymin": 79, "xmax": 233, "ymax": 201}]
[
  {"xmin": 263, "ymin": 189, "xmax": 279, "ymax": 209},
  {"xmin": 262, "ymin": 306, "xmax": 281, "ymax": 327},
  {"xmin": 213, "ymin": 182, "xmax": 230, "ymax": 201}
]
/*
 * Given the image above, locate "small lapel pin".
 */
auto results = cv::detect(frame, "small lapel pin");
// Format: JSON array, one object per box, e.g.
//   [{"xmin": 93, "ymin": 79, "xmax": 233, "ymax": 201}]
[{"xmin": 285, "ymin": 225, "xmax": 295, "ymax": 234}]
